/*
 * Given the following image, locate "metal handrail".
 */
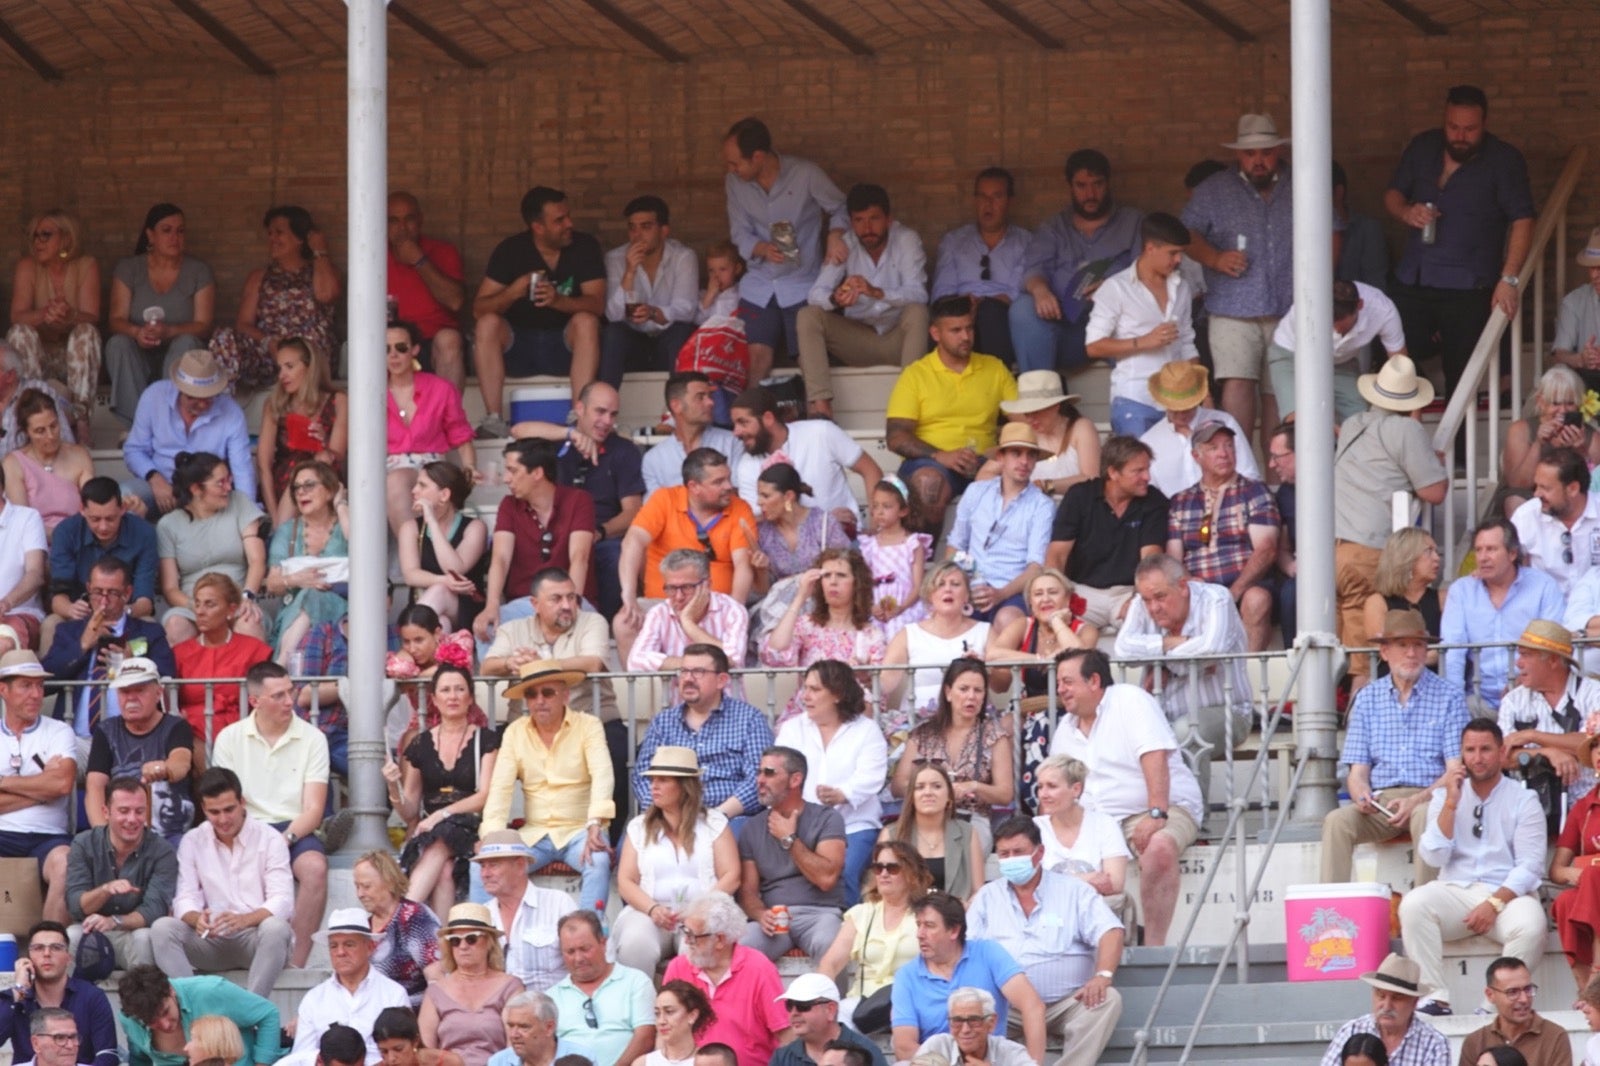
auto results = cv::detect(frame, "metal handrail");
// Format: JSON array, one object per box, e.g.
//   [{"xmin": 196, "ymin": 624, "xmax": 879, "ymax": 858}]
[{"xmin": 1428, "ymin": 146, "xmax": 1589, "ymax": 573}]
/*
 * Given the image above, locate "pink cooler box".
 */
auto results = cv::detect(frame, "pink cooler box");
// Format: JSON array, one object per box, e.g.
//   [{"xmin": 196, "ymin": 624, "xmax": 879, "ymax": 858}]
[{"xmin": 1284, "ymin": 882, "xmax": 1392, "ymax": 981}]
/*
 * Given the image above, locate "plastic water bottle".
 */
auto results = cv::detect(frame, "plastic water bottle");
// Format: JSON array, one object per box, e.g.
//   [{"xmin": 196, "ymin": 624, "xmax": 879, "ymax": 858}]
[{"xmin": 1421, "ymin": 202, "xmax": 1438, "ymax": 246}]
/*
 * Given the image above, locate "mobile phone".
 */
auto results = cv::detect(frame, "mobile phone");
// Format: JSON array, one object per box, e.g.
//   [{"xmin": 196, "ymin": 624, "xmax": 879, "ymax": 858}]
[
  {"xmin": 1371, "ymin": 794, "xmax": 1400, "ymax": 819},
  {"xmin": 1565, "ymin": 411, "xmax": 1584, "ymax": 426}
]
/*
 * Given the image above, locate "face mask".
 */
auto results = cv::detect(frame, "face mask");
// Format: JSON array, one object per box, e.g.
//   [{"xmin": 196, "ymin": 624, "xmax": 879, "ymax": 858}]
[{"xmin": 997, "ymin": 855, "xmax": 1036, "ymax": 885}]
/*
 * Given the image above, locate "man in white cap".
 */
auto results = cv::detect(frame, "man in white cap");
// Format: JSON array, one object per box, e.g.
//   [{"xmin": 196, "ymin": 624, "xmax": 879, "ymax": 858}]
[
  {"xmin": 471, "ymin": 829, "xmax": 579, "ymax": 993},
  {"xmin": 945, "ymin": 423, "xmax": 1055, "ymax": 630},
  {"xmin": 82, "ymin": 655, "xmax": 193, "ymax": 847},
  {"xmin": 770, "ymin": 972, "xmax": 887, "ymax": 1066},
  {"xmin": 122, "ymin": 349, "xmax": 255, "ymax": 514},
  {"xmin": 1085, "ymin": 212, "xmax": 1201, "ymax": 439},
  {"xmin": 1181, "ymin": 113, "xmax": 1305, "ymax": 448},
  {"xmin": 280, "ymin": 908, "xmax": 408, "ymax": 1066},
  {"xmin": 1316, "ymin": 952, "xmax": 1449, "ymax": 1066},
  {"xmin": 0, "ymin": 649, "xmax": 75, "ymax": 923},
  {"xmin": 1553, "ymin": 226, "xmax": 1600, "ymax": 391},
  {"xmin": 1332, "ymin": 355, "xmax": 1448, "ymax": 675}
]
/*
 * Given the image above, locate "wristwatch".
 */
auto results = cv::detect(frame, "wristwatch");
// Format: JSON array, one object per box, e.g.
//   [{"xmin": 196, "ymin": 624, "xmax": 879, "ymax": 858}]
[
  {"xmin": 284, "ymin": 830, "xmax": 299, "ymax": 845},
  {"xmin": 1501, "ymin": 274, "xmax": 1521, "ymax": 288},
  {"xmin": 1485, "ymin": 895, "xmax": 1506, "ymax": 914},
  {"xmin": 779, "ymin": 833, "xmax": 797, "ymax": 851},
  {"xmin": 1094, "ymin": 970, "xmax": 1114, "ymax": 980},
  {"xmin": 1148, "ymin": 807, "xmax": 1169, "ymax": 821}
]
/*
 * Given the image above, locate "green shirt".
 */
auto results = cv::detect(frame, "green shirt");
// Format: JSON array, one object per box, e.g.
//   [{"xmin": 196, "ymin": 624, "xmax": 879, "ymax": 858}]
[{"xmin": 120, "ymin": 976, "xmax": 281, "ymax": 1066}]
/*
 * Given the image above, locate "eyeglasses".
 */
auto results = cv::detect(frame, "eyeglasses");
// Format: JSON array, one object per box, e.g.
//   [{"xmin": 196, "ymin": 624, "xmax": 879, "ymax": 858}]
[
  {"xmin": 1562, "ymin": 530, "xmax": 1574, "ymax": 565},
  {"xmin": 582, "ymin": 997, "xmax": 598, "ymax": 1029},
  {"xmin": 784, "ymin": 1000, "xmax": 829, "ymax": 1013},
  {"xmin": 696, "ymin": 530, "xmax": 717, "ymax": 561},
  {"xmin": 676, "ymin": 926, "xmax": 717, "ymax": 942},
  {"xmin": 445, "ymin": 932, "xmax": 486, "ymax": 948},
  {"xmin": 86, "ymin": 588, "xmax": 127, "ymax": 601},
  {"xmin": 870, "ymin": 862, "xmax": 903, "ymax": 875},
  {"xmin": 387, "ymin": 342, "xmax": 412, "ymax": 354},
  {"xmin": 758, "ymin": 767, "xmax": 786, "ymax": 777},
  {"xmin": 1472, "ymin": 802, "xmax": 1485, "ymax": 839},
  {"xmin": 292, "ymin": 481, "xmax": 322, "ymax": 493},
  {"xmin": 663, "ymin": 581, "xmax": 705, "ymax": 596},
  {"xmin": 1495, "ymin": 983, "xmax": 1539, "ymax": 999},
  {"xmin": 32, "ymin": 230, "xmax": 56, "ymax": 241},
  {"xmin": 37, "ymin": 1034, "xmax": 79, "ymax": 1047},
  {"xmin": 29, "ymin": 942, "xmax": 69, "ymax": 954},
  {"xmin": 979, "ymin": 254, "xmax": 991, "ymax": 282},
  {"xmin": 678, "ymin": 667, "xmax": 717, "ymax": 679},
  {"xmin": 539, "ymin": 529, "xmax": 554, "ymax": 560},
  {"xmin": 949, "ymin": 1015, "xmax": 992, "ymax": 1029}
]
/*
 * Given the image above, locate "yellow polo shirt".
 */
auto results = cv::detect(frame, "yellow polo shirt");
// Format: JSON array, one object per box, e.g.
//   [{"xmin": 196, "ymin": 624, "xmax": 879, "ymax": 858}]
[
  {"xmin": 211, "ymin": 712, "xmax": 330, "ymax": 825},
  {"xmin": 885, "ymin": 351, "xmax": 1018, "ymax": 453},
  {"xmin": 482, "ymin": 708, "xmax": 615, "ymax": 848}
]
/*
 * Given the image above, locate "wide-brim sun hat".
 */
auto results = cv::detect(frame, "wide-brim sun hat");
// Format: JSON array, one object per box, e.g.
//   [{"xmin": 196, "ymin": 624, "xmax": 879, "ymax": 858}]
[
  {"xmin": 1359, "ymin": 952, "xmax": 1433, "ymax": 999},
  {"xmin": 1148, "ymin": 361, "xmax": 1210, "ymax": 412},
  {"xmin": 1223, "ymin": 113, "xmax": 1289, "ymax": 150},
  {"xmin": 641, "ymin": 746, "xmax": 702, "ymax": 777},
  {"xmin": 1357, "ymin": 355, "xmax": 1434, "ymax": 413},
  {"xmin": 1000, "ymin": 370, "xmax": 1081, "ymax": 416},
  {"xmin": 1514, "ymin": 618, "xmax": 1578, "ymax": 669},
  {"xmin": 503, "ymin": 660, "xmax": 588, "ymax": 701}
]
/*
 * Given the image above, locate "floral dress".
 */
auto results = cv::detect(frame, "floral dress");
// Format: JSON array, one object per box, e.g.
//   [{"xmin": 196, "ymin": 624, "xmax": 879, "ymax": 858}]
[
  {"xmin": 759, "ymin": 614, "xmax": 887, "ymax": 725},
  {"xmin": 858, "ymin": 531, "xmax": 933, "ymax": 638},
  {"xmin": 907, "ymin": 713, "xmax": 1005, "ymax": 820},
  {"xmin": 373, "ymin": 899, "xmax": 441, "ymax": 1008},
  {"xmin": 758, "ymin": 507, "xmax": 853, "ymax": 581},
  {"xmin": 210, "ymin": 262, "xmax": 335, "ymax": 390}
]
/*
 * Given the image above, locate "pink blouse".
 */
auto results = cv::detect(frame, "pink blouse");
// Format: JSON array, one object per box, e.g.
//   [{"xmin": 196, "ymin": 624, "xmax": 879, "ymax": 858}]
[
  {"xmin": 387, "ymin": 372, "xmax": 473, "ymax": 455},
  {"xmin": 760, "ymin": 613, "xmax": 887, "ymax": 724}
]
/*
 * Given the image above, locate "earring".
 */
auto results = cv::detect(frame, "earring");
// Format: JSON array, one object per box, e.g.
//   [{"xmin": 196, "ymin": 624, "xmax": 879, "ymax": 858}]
[{"xmin": 784, "ymin": 499, "xmax": 793, "ymax": 514}]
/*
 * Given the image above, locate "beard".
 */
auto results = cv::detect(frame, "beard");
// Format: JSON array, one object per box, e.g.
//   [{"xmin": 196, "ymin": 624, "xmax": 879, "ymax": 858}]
[
  {"xmin": 1446, "ymin": 139, "xmax": 1481, "ymax": 164},
  {"xmin": 1072, "ymin": 196, "xmax": 1112, "ymax": 221}
]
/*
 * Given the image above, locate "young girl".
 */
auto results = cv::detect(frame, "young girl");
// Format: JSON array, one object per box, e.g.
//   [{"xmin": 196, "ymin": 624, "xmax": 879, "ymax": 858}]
[
  {"xmin": 256, "ymin": 336, "xmax": 347, "ymax": 523},
  {"xmin": 857, "ymin": 476, "xmax": 932, "ymax": 639},
  {"xmin": 691, "ymin": 241, "xmax": 748, "ymax": 428}
]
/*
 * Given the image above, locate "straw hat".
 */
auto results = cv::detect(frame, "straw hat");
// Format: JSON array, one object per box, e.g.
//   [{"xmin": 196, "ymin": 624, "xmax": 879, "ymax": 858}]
[
  {"xmin": 312, "ymin": 907, "xmax": 384, "ymax": 943},
  {"xmin": 502, "ymin": 660, "xmax": 588, "ymax": 701},
  {"xmin": 992, "ymin": 423, "xmax": 1052, "ymax": 456},
  {"xmin": 0, "ymin": 650, "xmax": 49, "ymax": 680},
  {"xmin": 470, "ymin": 829, "xmax": 535, "ymax": 863},
  {"xmin": 640, "ymin": 746, "xmax": 702, "ymax": 778},
  {"xmin": 1148, "ymin": 361, "xmax": 1210, "ymax": 412},
  {"xmin": 439, "ymin": 902, "xmax": 503, "ymax": 936},
  {"xmin": 1223, "ymin": 113, "xmax": 1289, "ymax": 150},
  {"xmin": 1357, "ymin": 355, "xmax": 1434, "ymax": 413},
  {"xmin": 170, "ymin": 350, "xmax": 230, "ymax": 399},
  {"xmin": 1577, "ymin": 226, "xmax": 1600, "ymax": 268},
  {"xmin": 1000, "ymin": 370, "xmax": 1081, "ymax": 416},
  {"xmin": 1514, "ymin": 619, "xmax": 1578, "ymax": 669},
  {"xmin": 1372, "ymin": 608, "xmax": 1434, "ymax": 644},
  {"xmin": 1359, "ymin": 953, "xmax": 1433, "ymax": 999}
]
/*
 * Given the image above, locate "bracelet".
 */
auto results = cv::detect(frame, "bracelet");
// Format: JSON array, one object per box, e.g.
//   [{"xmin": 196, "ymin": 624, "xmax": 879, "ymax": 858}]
[{"xmin": 647, "ymin": 904, "xmax": 662, "ymax": 916}]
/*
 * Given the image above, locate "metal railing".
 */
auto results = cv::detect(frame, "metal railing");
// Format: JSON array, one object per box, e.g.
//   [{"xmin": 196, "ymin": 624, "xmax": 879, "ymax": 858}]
[{"xmin": 1429, "ymin": 146, "xmax": 1589, "ymax": 574}]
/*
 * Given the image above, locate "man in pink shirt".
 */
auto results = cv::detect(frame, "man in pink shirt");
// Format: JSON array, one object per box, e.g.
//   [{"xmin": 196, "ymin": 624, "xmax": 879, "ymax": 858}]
[
  {"xmin": 148, "ymin": 765, "xmax": 293, "ymax": 998},
  {"xmin": 663, "ymin": 892, "xmax": 791, "ymax": 1065}
]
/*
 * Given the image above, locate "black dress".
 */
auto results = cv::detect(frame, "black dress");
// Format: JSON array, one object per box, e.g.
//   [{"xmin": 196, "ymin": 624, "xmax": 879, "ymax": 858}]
[
  {"xmin": 399, "ymin": 725, "xmax": 500, "ymax": 900},
  {"xmin": 1377, "ymin": 588, "xmax": 1442, "ymax": 678},
  {"xmin": 412, "ymin": 515, "xmax": 490, "ymax": 627}
]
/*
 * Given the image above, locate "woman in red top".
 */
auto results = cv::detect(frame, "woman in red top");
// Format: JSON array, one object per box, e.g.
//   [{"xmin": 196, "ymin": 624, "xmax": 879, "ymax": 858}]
[
  {"xmin": 172, "ymin": 572, "xmax": 273, "ymax": 751},
  {"xmin": 387, "ymin": 320, "xmax": 476, "ymax": 538},
  {"xmin": 1550, "ymin": 735, "xmax": 1600, "ymax": 994},
  {"xmin": 256, "ymin": 336, "xmax": 347, "ymax": 523}
]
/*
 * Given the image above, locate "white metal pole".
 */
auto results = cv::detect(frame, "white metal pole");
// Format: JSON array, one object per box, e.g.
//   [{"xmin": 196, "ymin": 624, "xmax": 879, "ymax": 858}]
[
  {"xmin": 341, "ymin": 0, "xmax": 390, "ymax": 855},
  {"xmin": 1289, "ymin": 0, "xmax": 1338, "ymax": 823}
]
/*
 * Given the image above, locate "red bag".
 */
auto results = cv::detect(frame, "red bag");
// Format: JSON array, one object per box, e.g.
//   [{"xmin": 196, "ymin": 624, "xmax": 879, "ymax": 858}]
[{"xmin": 676, "ymin": 315, "xmax": 749, "ymax": 392}]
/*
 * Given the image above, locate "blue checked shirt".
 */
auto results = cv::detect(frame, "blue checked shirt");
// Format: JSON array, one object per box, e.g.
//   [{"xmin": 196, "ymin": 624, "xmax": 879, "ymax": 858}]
[
  {"xmin": 947, "ymin": 478, "xmax": 1056, "ymax": 589},
  {"xmin": 1318, "ymin": 1014, "xmax": 1450, "ymax": 1066},
  {"xmin": 1340, "ymin": 668, "xmax": 1469, "ymax": 790},
  {"xmin": 1442, "ymin": 566, "xmax": 1567, "ymax": 708},
  {"xmin": 1181, "ymin": 165, "xmax": 1327, "ymax": 320},
  {"xmin": 633, "ymin": 695, "xmax": 775, "ymax": 814}
]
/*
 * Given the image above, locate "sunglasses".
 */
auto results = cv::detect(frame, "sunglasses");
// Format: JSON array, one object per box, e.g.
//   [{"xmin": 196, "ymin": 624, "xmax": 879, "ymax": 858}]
[
  {"xmin": 292, "ymin": 481, "xmax": 322, "ymax": 493},
  {"xmin": 540, "ymin": 529, "xmax": 554, "ymax": 561},
  {"xmin": 784, "ymin": 1000, "xmax": 830, "ymax": 1012},
  {"xmin": 870, "ymin": 862, "xmax": 903, "ymax": 875},
  {"xmin": 1563, "ymin": 530, "xmax": 1574, "ymax": 565},
  {"xmin": 583, "ymin": 997, "xmax": 598, "ymax": 1029},
  {"xmin": 1472, "ymin": 802, "xmax": 1485, "ymax": 839},
  {"xmin": 979, "ymin": 254, "xmax": 991, "ymax": 282},
  {"xmin": 950, "ymin": 1015, "xmax": 991, "ymax": 1029},
  {"xmin": 387, "ymin": 342, "xmax": 412, "ymax": 354},
  {"xmin": 528, "ymin": 687, "xmax": 563, "ymax": 701},
  {"xmin": 696, "ymin": 530, "xmax": 716, "ymax": 561},
  {"xmin": 445, "ymin": 932, "xmax": 487, "ymax": 948}
]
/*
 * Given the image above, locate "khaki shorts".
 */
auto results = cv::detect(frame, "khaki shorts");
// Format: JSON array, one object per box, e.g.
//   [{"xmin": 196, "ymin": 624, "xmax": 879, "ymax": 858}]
[
  {"xmin": 1074, "ymin": 584, "xmax": 1136, "ymax": 631},
  {"xmin": 1119, "ymin": 806, "xmax": 1200, "ymax": 853},
  {"xmin": 1208, "ymin": 315, "xmax": 1278, "ymax": 385}
]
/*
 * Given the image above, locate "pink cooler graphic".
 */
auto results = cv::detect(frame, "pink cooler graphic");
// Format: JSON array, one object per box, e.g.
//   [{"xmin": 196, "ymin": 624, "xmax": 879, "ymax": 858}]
[{"xmin": 1284, "ymin": 882, "xmax": 1391, "ymax": 981}]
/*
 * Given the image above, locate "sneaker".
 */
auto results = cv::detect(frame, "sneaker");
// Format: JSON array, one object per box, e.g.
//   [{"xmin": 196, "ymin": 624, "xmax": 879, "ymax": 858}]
[
  {"xmin": 318, "ymin": 808, "xmax": 356, "ymax": 853},
  {"xmin": 475, "ymin": 414, "xmax": 510, "ymax": 440},
  {"xmin": 1415, "ymin": 999, "xmax": 1452, "ymax": 1017}
]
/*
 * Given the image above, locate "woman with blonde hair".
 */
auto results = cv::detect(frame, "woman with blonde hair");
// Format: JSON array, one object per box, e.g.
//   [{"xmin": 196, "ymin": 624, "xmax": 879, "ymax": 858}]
[
  {"xmin": 1033, "ymin": 755, "xmax": 1130, "ymax": 903},
  {"xmin": 879, "ymin": 561, "xmax": 996, "ymax": 745},
  {"xmin": 353, "ymin": 850, "xmax": 442, "ymax": 1007},
  {"xmin": 1496, "ymin": 364, "xmax": 1600, "ymax": 515},
  {"xmin": 419, "ymin": 904, "xmax": 523, "ymax": 1066},
  {"xmin": 256, "ymin": 336, "xmax": 348, "ymax": 522},
  {"xmin": 1361, "ymin": 527, "xmax": 1445, "ymax": 678},
  {"xmin": 7, "ymin": 209, "xmax": 101, "ymax": 441},
  {"xmin": 612, "ymin": 746, "xmax": 740, "ymax": 974},
  {"xmin": 183, "ymin": 1015, "xmax": 244, "ymax": 1066}
]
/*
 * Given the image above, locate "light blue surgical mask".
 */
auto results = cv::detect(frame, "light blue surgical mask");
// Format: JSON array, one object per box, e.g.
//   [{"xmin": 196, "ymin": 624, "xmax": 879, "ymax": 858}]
[{"xmin": 997, "ymin": 855, "xmax": 1037, "ymax": 886}]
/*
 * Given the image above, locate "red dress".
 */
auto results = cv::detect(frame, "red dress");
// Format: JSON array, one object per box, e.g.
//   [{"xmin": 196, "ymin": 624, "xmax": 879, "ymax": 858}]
[
  {"xmin": 1554, "ymin": 786, "xmax": 1600, "ymax": 967},
  {"xmin": 173, "ymin": 632, "xmax": 275, "ymax": 739}
]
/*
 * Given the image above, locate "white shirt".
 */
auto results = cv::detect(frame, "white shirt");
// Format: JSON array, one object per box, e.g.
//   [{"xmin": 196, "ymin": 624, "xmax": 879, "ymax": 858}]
[
  {"xmin": 640, "ymin": 427, "xmax": 744, "ymax": 495},
  {"xmin": 0, "ymin": 503, "xmax": 47, "ymax": 619},
  {"xmin": 281, "ymin": 966, "xmax": 409, "ymax": 1066},
  {"xmin": 917, "ymin": 1034, "xmax": 1038, "ymax": 1066},
  {"xmin": 1565, "ymin": 569, "xmax": 1600, "ymax": 677},
  {"xmin": 774, "ymin": 714, "xmax": 888, "ymax": 834},
  {"xmin": 0, "ymin": 713, "xmax": 74, "ymax": 834},
  {"xmin": 1140, "ymin": 410, "xmax": 1260, "ymax": 498},
  {"xmin": 806, "ymin": 222, "xmax": 928, "ymax": 334},
  {"xmin": 492, "ymin": 882, "xmax": 580, "ymax": 992},
  {"xmin": 1086, "ymin": 262, "xmax": 1199, "ymax": 407},
  {"xmin": 734, "ymin": 419, "xmax": 866, "ymax": 517},
  {"xmin": 1497, "ymin": 672, "xmax": 1600, "ymax": 804},
  {"xmin": 1034, "ymin": 811, "xmax": 1131, "ymax": 875},
  {"xmin": 1049, "ymin": 683, "xmax": 1205, "ymax": 823},
  {"xmin": 1272, "ymin": 281, "xmax": 1406, "ymax": 365},
  {"xmin": 604, "ymin": 239, "xmax": 700, "ymax": 331},
  {"xmin": 1114, "ymin": 580, "xmax": 1255, "ymax": 734},
  {"xmin": 1511, "ymin": 491, "xmax": 1600, "ymax": 595}
]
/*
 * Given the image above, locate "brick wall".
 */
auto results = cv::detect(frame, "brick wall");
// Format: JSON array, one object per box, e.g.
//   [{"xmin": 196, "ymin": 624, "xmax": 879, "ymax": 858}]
[{"xmin": 0, "ymin": 11, "xmax": 1594, "ymax": 325}]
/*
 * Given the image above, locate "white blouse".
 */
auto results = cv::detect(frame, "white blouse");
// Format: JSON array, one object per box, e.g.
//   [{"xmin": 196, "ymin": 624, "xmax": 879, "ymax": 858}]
[
  {"xmin": 626, "ymin": 809, "xmax": 729, "ymax": 904},
  {"xmin": 1035, "ymin": 810, "xmax": 1132, "ymax": 875},
  {"xmin": 775, "ymin": 714, "xmax": 889, "ymax": 834}
]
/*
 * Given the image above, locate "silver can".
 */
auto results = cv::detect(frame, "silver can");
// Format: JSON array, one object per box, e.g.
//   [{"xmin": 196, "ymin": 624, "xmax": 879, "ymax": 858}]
[{"xmin": 1420, "ymin": 202, "xmax": 1438, "ymax": 246}]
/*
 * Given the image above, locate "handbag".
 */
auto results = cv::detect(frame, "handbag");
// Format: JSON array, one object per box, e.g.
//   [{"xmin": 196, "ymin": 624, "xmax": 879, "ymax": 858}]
[{"xmin": 850, "ymin": 906, "xmax": 894, "ymax": 1034}]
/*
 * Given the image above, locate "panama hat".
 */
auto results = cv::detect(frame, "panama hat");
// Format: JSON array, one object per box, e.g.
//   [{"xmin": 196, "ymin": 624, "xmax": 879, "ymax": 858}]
[
  {"xmin": 992, "ymin": 423, "xmax": 1052, "ymax": 456},
  {"xmin": 1223, "ymin": 113, "xmax": 1289, "ymax": 150},
  {"xmin": 1357, "ymin": 355, "xmax": 1434, "ymax": 413},
  {"xmin": 1578, "ymin": 226, "xmax": 1600, "ymax": 268},
  {"xmin": 0, "ymin": 650, "xmax": 49, "ymax": 680},
  {"xmin": 470, "ymin": 829, "xmax": 536, "ymax": 863},
  {"xmin": 1000, "ymin": 370, "xmax": 1081, "ymax": 416},
  {"xmin": 312, "ymin": 907, "xmax": 384, "ymax": 943},
  {"xmin": 641, "ymin": 746, "xmax": 702, "ymax": 777},
  {"xmin": 439, "ymin": 902, "xmax": 502, "ymax": 936},
  {"xmin": 1372, "ymin": 608, "xmax": 1434, "ymax": 644},
  {"xmin": 170, "ymin": 350, "xmax": 230, "ymax": 399},
  {"xmin": 502, "ymin": 660, "xmax": 588, "ymax": 701},
  {"xmin": 1148, "ymin": 361, "xmax": 1210, "ymax": 412},
  {"xmin": 1514, "ymin": 619, "xmax": 1578, "ymax": 669}
]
